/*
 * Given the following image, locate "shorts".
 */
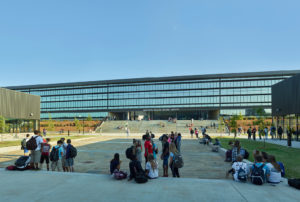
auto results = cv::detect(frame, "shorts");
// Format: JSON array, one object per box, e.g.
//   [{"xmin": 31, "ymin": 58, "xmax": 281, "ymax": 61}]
[
  {"xmin": 61, "ymin": 156, "xmax": 67, "ymax": 167},
  {"xmin": 66, "ymin": 158, "xmax": 74, "ymax": 167},
  {"xmin": 30, "ymin": 150, "xmax": 41, "ymax": 164},
  {"xmin": 51, "ymin": 159, "xmax": 62, "ymax": 172},
  {"xmin": 163, "ymin": 155, "xmax": 169, "ymax": 166},
  {"xmin": 40, "ymin": 154, "xmax": 50, "ymax": 164}
]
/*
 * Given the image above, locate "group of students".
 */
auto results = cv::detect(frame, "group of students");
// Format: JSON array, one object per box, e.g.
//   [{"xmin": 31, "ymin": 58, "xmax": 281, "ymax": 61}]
[
  {"xmin": 109, "ymin": 131, "xmax": 183, "ymax": 182},
  {"xmin": 246, "ymin": 126, "xmax": 283, "ymax": 140},
  {"xmin": 21, "ymin": 130, "xmax": 77, "ymax": 172},
  {"xmin": 226, "ymin": 140, "xmax": 285, "ymax": 185},
  {"xmin": 189, "ymin": 127, "xmax": 206, "ymax": 139}
]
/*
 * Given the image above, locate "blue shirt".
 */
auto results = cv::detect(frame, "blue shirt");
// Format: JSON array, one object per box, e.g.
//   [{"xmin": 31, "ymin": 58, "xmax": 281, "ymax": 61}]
[{"xmin": 55, "ymin": 145, "xmax": 64, "ymax": 159}]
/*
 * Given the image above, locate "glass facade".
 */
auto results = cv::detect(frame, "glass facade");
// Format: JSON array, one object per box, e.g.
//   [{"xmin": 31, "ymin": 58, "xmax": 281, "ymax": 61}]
[{"xmin": 7, "ymin": 71, "xmax": 297, "ymax": 120}]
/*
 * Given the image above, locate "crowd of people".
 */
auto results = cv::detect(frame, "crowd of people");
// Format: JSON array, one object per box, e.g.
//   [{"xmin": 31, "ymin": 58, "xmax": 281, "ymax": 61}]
[
  {"xmin": 225, "ymin": 140, "xmax": 285, "ymax": 185},
  {"xmin": 20, "ymin": 130, "xmax": 77, "ymax": 172},
  {"xmin": 110, "ymin": 131, "xmax": 183, "ymax": 182}
]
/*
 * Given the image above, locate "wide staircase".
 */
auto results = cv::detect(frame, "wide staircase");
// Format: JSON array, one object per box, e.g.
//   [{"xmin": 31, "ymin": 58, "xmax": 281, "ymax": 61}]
[{"xmin": 97, "ymin": 120, "xmax": 219, "ymax": 134}]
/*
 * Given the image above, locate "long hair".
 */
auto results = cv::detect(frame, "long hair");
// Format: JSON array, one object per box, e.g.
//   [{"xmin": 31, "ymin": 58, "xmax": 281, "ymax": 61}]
[
  {"xmin": 148, "ymin": 154, "xmax": 157, "ymax": 171},
  {"xmin": 234, "ymin": 140, "xmax": 241, "ymax": 153},
  {"xmin": 111, "ymin": 153, "xmax": 119, "ymax": 163},
  {"xmin": 267, "ymin": 155, "xmax": 281, "ymax": 172},
  {"xmin": 169, "ymin": 143, "xmax": 178, "ymax": 154}
]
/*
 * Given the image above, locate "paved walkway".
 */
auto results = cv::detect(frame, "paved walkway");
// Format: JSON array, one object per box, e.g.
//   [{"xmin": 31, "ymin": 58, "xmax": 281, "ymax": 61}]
[
  {"xmin": 256, "ymin": 139, "xmax": 300, "ymax": 149},
  {"xmin": 1, "ymin": 170, "xmax": 299, "ymax": 202}
]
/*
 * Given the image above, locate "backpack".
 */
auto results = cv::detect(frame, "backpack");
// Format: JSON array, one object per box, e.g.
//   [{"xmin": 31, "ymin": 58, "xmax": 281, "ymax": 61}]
[
  {"xmin": 126, "ymin": 146, "xmax": 134, "ymax": 160},
  {"xmin": 15, "ymin": 156, "xmax": 31, "ymax": 170},
  {"xmin": 237, "ymin": 165, "xmax": 247, "ymax": 182},
  {"xmin": 26, "ymin": 136, "xmax": 38, "ymax": 150},
  {"xmin": 225, "ymin": 150, "xmax": 232, "ymax": 162},
  {"xmin": 69, "ymin": 145, "xmax": 77, "ymax": 158},
  {"xmin": 244, "ymin": 150, "xmax": 249, "ymax": 159},
  {"xmin": 21, "ymin": 139, "xmax": 27, "ymax": 150},
  {"xmin": 288, "ymin": 179, "xmax": 300, "ymax": 190},
  {"xmin": 113, "ymin": 170, "xmax": 128, "ymax": 180},
  {"xmin": 173, "ymin": 153, "xmax": 184, "ymax": 168},
  {"xmin": 135, "ymin": 172, "xmax": 148, "ymax": 184},
  {"xmin": 251, "ymin": 164, "xmax": 265, "ymax": 185},
  {"xmin": 50, "ymin": 147, "xmax": 60, "ymax": 162}
]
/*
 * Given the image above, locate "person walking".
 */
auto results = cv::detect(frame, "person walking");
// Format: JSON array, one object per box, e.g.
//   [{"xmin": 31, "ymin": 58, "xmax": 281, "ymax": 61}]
[
  {"xmin": 190, "ymin": 128, "xmax": 194, "ymax": 139},
  {"xmin": 195, "ymin": 128, "xmax": 199, "ymax": 139}
]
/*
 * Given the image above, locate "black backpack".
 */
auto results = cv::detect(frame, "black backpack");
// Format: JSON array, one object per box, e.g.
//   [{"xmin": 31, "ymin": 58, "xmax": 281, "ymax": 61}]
[
  {"xmin": 50, "ymin": 147, "xmax": 60, "ymax": 162},
  {"xmin": 26, "ymin": 136, "xmax": 38, "ymax": 150},
  {"xmin": 288, "ymin": 179, "xmax": 300, "ymax": 190},
  {"xmin": 251, "ymin": 164, "xmax": 265, "ymax": 185},
  {"xmin": 173, "ymin": 153, "xmax": 184, "ymax": 168},
  {"xmin": 135, "ymin": 172, "xmax": 148, "ymax": 184},
  {"xmin": 69, "ymin": 145, "xmax": 77, "ymax": 158},
  {"xmin": 15, "ymin": 156, "xmax": 31, "ymax": 170},
  {"xmin": 126, "ymin": 146, "xmax": 134, "ymax": 160}
]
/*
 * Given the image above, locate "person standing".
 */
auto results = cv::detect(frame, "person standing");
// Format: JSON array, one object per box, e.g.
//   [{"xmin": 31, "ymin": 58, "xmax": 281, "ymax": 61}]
[
  {"xmin": 247, "ymin": 127, "xmax": 252, "ymax": 140},
  {"xmin": 278, "ymin": 126, "xmax": 283, "ymax": 140},
  {"xmin": 190, "ymin": 128, "xmax": 194, "ymax": 139},
  {"xmin": 195, "ymin": 128, "xmax": 199, "ymax": 139},
  {"xmin": 161, "ymin": 135, "xmax": 169, "ymax": 177},
  {"xmin": 264, "ymin": 127, "xmax": 269, "ymax": 140},
  {"xmin": 175, "ymin": 133, "xmax": 182, "ymax": 153},
  {"xmin": 21, "ymin": 134, "xmax": 30, "ymax": 155},
  {"xmin": 136, "ymin": 140, "xmax": 142, "ymax": 164},
  {"xmin": 51, "ymin": 140, "xmax": 64, "ymax": 172},
  {"xmin": 43, "ymin": 128, "xmax": 47, "ymax": 137},
  {"xmin": 66, "ymin": 139, "xmax": 75, "ymax": 172},
  {"xmin": 270, "ymin": 125, "xmax": 276, "ymax": 139},
  {"xmin": 60, "ymin": 138, "xmax": 68, "ymax": 172},
  {"xmin": 169, "ymin": 143, "xmax": 180, "ymax": 178},
  {"xmin": 29, "ymin": 130, "xmax": 44, "ymax": 170},
  {"xmin": 144, "ymin": 134, "xmax": 153, "ymax": 164},
  {"xmin": 40, "ymin": 138, "xmax": 51, "ymax": 171},
  {"xmin": 252, "ymin": 127, "xmax": 257, "ymax": 141}
]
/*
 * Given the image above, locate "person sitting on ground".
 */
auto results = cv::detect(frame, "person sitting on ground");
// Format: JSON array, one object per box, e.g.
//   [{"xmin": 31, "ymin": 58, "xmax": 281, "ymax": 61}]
[
  {"xmin": 266, "ymin": 155, "xmax": 281, "ymax": 184},
  {"xmin": 231, "ymin": 140, "xmax": 243, "ymax": 162},
  {"xmin": 40, "ymin": 138, "xmax": 51, "ymax": 171},
  {"xmin": 250, "ymin": 155, "xmax": 270, "ymax": 184},
  {"xmin": 227, "ymin": 155, "xmax": 248, "ymax": 182},
  {"xmin": 145, "ymin": 154, "xmax": 158, "ymax": 179},
  {"xmin": 110, "ymin": 153, "xmax": 121, "ymax": 174},
  {"xmin": 128, "ymin": 155, "xmax": 145, "ymax": 181},
  {"xmin": 212, "ymin": 138, "xmax": 221, "ymax": 152}
]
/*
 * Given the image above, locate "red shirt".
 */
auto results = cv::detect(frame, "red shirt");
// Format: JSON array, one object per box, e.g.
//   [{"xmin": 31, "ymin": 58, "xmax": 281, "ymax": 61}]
[{"xmin": 144, "ymin": 140, "xmax": 153, "ymax": 157}]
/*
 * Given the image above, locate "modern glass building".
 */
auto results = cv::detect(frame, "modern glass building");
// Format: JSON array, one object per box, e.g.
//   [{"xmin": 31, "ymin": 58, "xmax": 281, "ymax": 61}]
[{"xmin": 6, "ymin": 70, "xmax": 300, "ymax": 120}]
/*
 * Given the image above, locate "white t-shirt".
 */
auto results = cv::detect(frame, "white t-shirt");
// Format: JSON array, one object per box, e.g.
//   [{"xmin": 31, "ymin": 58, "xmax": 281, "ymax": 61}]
[
  {"xmin": 232, "ymin": 162, "xmax": 248, "ymax": 181},
  {"xmin": 146, "ymin": 161, "xmax": 159, "ymax": 179},
  {"xmin": 33, "ymin": 135, "xmax": 44, "ymax": 151},
  {"xmin": 266, "ymin": 163, "xmax": 281, "ymax": 183}
]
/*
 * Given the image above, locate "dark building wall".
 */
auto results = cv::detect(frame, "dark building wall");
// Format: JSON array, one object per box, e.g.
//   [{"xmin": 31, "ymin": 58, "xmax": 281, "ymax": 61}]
[
  {"xmin": 0, "ymin": 88, "xmax": 40, "ymax": 120},
  {"xmin": 272, "ymin": 74, "xmax": 300, "ymax": 116}
]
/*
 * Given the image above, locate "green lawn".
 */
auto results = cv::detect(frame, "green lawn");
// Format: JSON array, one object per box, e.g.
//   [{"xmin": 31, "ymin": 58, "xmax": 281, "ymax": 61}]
[
  {"xmin": 218, "ymin": 137, "xmax": 300, "ymax": 178},
  {"xmin": 0, "ymin": 135, "xmax": 95, "ymax": 149}
]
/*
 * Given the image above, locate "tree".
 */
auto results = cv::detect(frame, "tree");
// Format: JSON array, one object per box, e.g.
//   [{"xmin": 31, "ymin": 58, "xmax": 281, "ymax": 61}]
[
  {"xmin": 47, "ymin": 113, "xmax": 55, "ymax": 131},
  {"xmin": 74, "ymin": 118, "xmax": 82, "ymax": 132},
  {"xmin": 229, "ymin": 115, "xmax": 239, "ymax": 138},
  {"xmin": 0, "ymin": 116, "xmax": 5, "ymax": 133},
  {"xmin": 86, "ymin": 114, "xmax": 93, "ymax": 122},
  {"xmin": 218, "ymin": 116, "xmax": 225, "ymax": 133}
]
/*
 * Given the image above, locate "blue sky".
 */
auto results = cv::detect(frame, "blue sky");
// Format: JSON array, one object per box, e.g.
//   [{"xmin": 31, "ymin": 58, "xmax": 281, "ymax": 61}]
[{"xmin": 1, "ymin": 0, "xmax": 300, "ymax": 86}]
